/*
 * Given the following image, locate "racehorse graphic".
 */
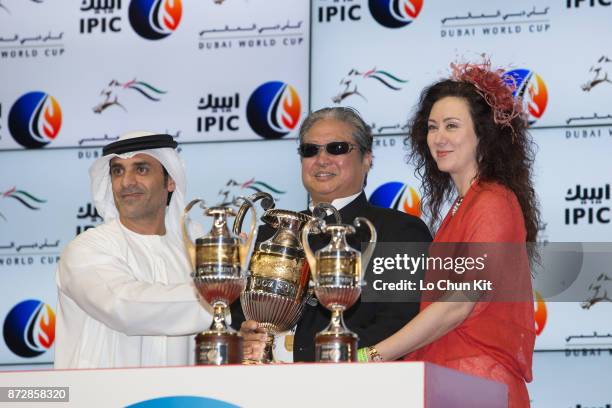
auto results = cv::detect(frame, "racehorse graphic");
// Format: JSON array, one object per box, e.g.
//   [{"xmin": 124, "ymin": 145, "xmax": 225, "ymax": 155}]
[
  {"xmin": 93, "ymin": 79, "xmax": 167, "ymax": 114},
  {"xmin": 0, "ymin": 187, "xmax": 46, "ymax": 221},
  {"xmin": 332, "ymin": 68, "xmax": 408, "ymax": 104},
  {"xmin": 581, "ymin": 55, "xmax": 612, "ymax": 92},
  {"xmin": 217, "ymin": 178, "xmax": 285, "ymax": 206},
  {"xmin": 0, "ymin": 0, "xmax": 44, "ymax": 13},
  {"xmin": 581, "ymin": 272, "xmax": 611, "ymax": 310}
]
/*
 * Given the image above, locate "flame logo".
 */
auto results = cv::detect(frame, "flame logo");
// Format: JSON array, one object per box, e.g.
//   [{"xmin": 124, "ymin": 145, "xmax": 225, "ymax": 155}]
[
  {"xmin": 3, "ymin": 300, "xmax": 56, "ymax": 358},
  {"xmin": 527, "ymin": 74, "xmax": 548, "ymax": 119},
  {"xmin": 247, "ymin": 81, "xmax": 302, "ymax": 139},
  {"xmin": 38, "ymin": 95, "xmax": 62, "ymax": 140},
  {"xmin": 369, "ymin": 0, "xmax": 424, "ymax": 28},
  {"xmin": 37, "ymin": 304, "xmax": 56, "ymax": 348},
  {"xmin": 369, "ymin": 182, "xmax": 422, "ymax": 217},
  {"xmin": 8, "ymin": 91, "xmax": 62, "ymax": 149},
  {"xmin": 158, "ymin": 0, "xmax": 182, "ymax": 31},
  {"xmin": 504, "ymin": 68, "xmax": 548, "ymax": 125},
  {"xmin": 129, "ymin": 0, "xmax": 182, "ymax": 40},
  {"xmin": 534, "ymin": 290, "xmax": 547, "ymax": 336},
  {"xmin": 402, "ymin": 186, "xmax": 421, "ymax": 217},
  {"xmin": 274, "ymin": 85, "xmax": 301, "ymax": 131},
  {"xmin": 393, "ymin": 0, "xmax": 423, "ymax": 20}
]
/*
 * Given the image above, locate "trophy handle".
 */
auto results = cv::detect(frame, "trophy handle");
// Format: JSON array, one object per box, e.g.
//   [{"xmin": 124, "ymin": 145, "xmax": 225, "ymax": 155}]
[
  {"xmin": 182, "ymin": 198, "xmax": 205, "ymax": 270},
  {"xmin": 233, "ymin": 196, "xmax": 257, "ymax": 272},
  {"xmin": 301, "ymin": 218, "xmax": 322, "ymax": 280},
  {"xmin": 354, "ymin": 217, "xmax": 377, "ymax": 272},
  {"xmin": 312, "ymin": 203, "xmax": 342, "ymax": 224},
  {"xmin": 232, "ymin": 192, "xmax": 275, "ymax": 235}
]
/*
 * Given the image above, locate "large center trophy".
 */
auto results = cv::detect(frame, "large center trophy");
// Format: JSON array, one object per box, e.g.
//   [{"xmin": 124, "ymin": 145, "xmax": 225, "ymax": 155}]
[
  {"xmin": 182, "ymin": 197, "xmax": 256, "ymax": 365},
  {"xmin": 233, "ymin": 192, "xmax": 339, "ymax": 363},
  {"xmin": 302, "ymin": 206, "xmax": 377, "ymax": 363}
]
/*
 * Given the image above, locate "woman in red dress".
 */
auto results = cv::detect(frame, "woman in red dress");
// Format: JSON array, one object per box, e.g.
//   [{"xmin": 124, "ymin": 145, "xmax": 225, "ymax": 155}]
[{"xmin": 362, "ymin": 61, "xmax": 539, "ymax": 408}]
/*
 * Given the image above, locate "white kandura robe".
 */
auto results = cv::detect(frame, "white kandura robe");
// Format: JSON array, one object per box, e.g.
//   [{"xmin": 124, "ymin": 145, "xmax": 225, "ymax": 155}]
[{"xmin": 54, "ymin": 219, "xmax": 212, "ymax": 369}]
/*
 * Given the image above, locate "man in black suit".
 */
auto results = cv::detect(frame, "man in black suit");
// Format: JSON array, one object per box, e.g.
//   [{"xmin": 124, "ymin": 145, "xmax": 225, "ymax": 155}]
[{"xmin": 234, "ymin": 107, "xmax": 432, "ymax": 362}]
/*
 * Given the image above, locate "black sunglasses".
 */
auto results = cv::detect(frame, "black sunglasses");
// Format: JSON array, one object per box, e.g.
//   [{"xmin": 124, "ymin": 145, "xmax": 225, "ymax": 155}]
[{"xmin": 297, "ymin": 141, "xmax": 358, "ymax": 158}]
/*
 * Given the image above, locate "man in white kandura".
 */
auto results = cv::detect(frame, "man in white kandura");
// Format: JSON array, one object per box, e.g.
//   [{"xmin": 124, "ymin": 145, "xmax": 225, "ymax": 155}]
[{"xmin": 54, "ymin": 131, "xmax": 211, "ymax": 369}]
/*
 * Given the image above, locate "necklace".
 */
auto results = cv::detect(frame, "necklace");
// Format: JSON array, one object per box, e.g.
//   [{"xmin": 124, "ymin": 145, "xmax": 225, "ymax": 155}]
[
  {"xmin": 451, "ymin": 196, "xmax": 464, "ymax": 216},
  {"xmin": 451, "ymin": 177, "xmax": 477, "ymax": 216}
]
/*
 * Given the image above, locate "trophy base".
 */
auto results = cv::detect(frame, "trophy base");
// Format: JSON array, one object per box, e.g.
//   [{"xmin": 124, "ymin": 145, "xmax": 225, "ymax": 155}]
[
  {"xmin": 315, "ymin": 332, "xmax": 358, "ymax": 363},
  {"xmin": 195, "ymin": 331, "xmax": 243, "ymax": 365}
]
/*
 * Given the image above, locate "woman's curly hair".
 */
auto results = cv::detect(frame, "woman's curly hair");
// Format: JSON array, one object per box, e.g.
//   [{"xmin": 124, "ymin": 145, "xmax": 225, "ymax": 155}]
[{"xmin": 407, "ymin": 64, "xmax": 540, "ymax": 259}]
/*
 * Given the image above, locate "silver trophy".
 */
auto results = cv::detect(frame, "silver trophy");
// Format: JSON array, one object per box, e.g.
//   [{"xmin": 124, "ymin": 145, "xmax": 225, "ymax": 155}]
[
  {"xmin": 233, "ymin": 192, "xmax": 340, "ymax": 363},
  {"xmin": 302, "ymin": 205, "xmax": 377, "ymax": 363},
  {"xmin": 183, "ymin": 197, "xmax": 256, "ymax": 365}
]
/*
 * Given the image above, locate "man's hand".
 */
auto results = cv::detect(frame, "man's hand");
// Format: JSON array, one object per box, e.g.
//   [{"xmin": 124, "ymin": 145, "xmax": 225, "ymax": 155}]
[{"xmin": 240, "ymin": 320, "xmax": 268, "ymax": 361}]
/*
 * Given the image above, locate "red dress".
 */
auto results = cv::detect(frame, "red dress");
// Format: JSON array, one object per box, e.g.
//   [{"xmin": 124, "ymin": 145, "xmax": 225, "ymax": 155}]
[{"xmin": 405, "ymin": 181, "xmax": 535, "ymax": 408}]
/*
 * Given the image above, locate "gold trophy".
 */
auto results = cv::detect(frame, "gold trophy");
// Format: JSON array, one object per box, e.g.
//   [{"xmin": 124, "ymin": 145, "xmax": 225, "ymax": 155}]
[
  {"xmin": 182, "ymin": 197, "xmax": 256, "ymax": 365},
  {"xmin": 302, "ymin": 206, "xmax": 377, "ymax": 363},
  {"xmin": 233, "ymin": 192, "xmax": 339, "ymax": 363}
]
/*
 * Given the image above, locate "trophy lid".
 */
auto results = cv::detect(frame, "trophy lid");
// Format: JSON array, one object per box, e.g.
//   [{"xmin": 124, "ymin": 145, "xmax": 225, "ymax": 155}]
[
  {"xmin": 322, "ymin": 224, "xmax": 356, "ymax": 235},
  {"xmin": 314, "ymin": 223, "xmax": 359, "ymax": 258},
  {"xmin": 261, "ymin": 209, "xmax": 312, "ymax": 228},
  {"xmin": 206, "ymin": 206, "xmax": 237, "ymax": 217},
  {"xmin": 197, "ymin": 206, "xmax": 239, "ymax": 241}
]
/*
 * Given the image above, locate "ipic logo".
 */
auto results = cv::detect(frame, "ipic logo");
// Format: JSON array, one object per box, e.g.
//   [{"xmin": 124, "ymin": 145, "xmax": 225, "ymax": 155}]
[
  {"xmin": 8, "ymin": 91, "xmax": 62, "ymax": 149},
  {"xmin": 246, "ymin": 81, "xmax": 301, "ymax": 139},
  {"xmin": 503, "ymin": 68, "xmax": 548, "ymax": 125},
  {"xmin": 565, "ymin": 207, "xmax": 610, "ymax": 224},
  {"xmin": 3, "ymin": 299, "xmax": 55, "ymax": 358},
  {"xmin": 196, "ymin": 92, "xmax": 240, "ymax": 133},
  {"xmin": 369, "ymin": 181, "xmax": 421, "ymax": 217},
  {"xmin": 567, "ymin": 0, "xmax": 611, "ymax": 7},
  {"xmin": 369, "ymin": 0, "xmax": 423, "ymax": 28},
  {"xmin": 564, "ymin": 183, "xmax": 610, "ymax": 225},
  {"xmin": 317, "ymin": 0, "xmax": 362, "ymax": 23},
  {"xmin": 79, "ymin": 0, "xmax": 123, "ymax": 34},
  {"xmin": 129, "ymin": 0, "xmax": 182, "ymax": 40}
]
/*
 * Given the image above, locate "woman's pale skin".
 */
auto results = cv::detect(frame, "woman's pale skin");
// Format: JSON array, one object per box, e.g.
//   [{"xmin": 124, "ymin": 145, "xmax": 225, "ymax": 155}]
[{"xmin": 374, "ymin": 96, "xmax": 480, "ymax": 361}]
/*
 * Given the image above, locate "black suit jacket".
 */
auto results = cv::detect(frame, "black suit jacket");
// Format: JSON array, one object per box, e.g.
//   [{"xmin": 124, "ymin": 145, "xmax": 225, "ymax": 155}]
[{"xmin": 231, "ymin": 192, "xmax": 432, "ymax": 361}]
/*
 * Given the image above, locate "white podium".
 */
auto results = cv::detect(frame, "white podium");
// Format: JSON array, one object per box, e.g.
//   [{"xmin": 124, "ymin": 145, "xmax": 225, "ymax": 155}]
[{"xmin": 0, "ymin": 361, "xmax": 507, "ymax": 407}]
